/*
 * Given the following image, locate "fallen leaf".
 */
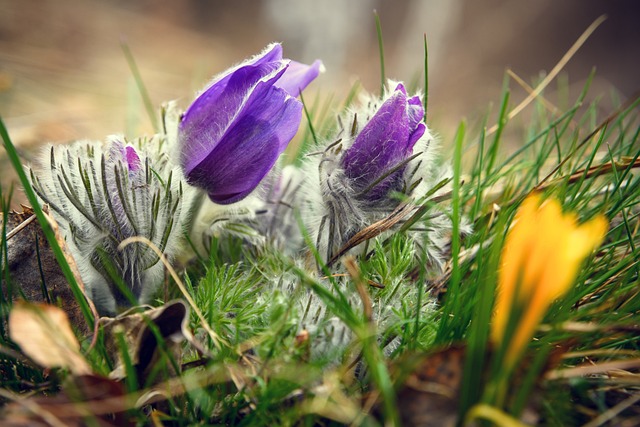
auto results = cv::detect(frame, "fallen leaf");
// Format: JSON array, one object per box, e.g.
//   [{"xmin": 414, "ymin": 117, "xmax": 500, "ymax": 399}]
[
  {"xmin": 9, "ymin": 301, "xmax": 91, "ymax": 375},
  {"xmin": 100, "ymin": 300, "xmax": 190, "ymax": 388}
]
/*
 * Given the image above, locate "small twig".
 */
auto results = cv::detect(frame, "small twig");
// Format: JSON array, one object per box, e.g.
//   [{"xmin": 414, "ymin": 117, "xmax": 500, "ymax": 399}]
[
  {"xmin": 4, "ymin": 213, "xmax": 36, "ymax": 241},
  {"xmin": 536, "ymin": 157, "xmax": 640, "ymax": 191},
  {"xmin": 487, "ymin": 15, "xmax": 607, "ymax": 136},
  {"xmin": 546, "ymin": 358, "xmax": 640, "ymax": 380},
  {"xmin": 343, "ymin": 256, "xmax": 372, "ymax": 322},
  {"xmin": 181, "ymin": 357, "xmax": 211, "ymax": 371},
  {"xmin": 506, "ymin": 69, "xmax": 574, "ymax": 126}
]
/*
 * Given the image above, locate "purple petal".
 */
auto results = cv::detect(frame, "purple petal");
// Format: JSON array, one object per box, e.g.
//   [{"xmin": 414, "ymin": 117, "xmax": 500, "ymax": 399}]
[
  {"xmin": 125, "ymin": 145, "xmax": 141, "ymax": 172},
  {"xmin": 407, "ymin": 94, "xmax": 424, "ymax": 121},
  {"xmin": 393, "ymin": 82, "xmax": 407, "ymax": 95},
  {"xmin": 180, "ymin": 60, "xmax": 288, "ymax": 175},
  {"xmin": 341, "ymin": 85, "xmax": 426, "ymax": 201},
  {"xmin": 179, "ymin": 43, "xmax": 317, "ymax": 204},
  {"xmin": 197, "ymin": 43, "xmax": 283, "ymax": 99},
  {"xmin": 407, "ymin": 122, "xmax": 426, "ymax": 151},
  {"xmin": 250, "ymin": 43, "xmax": 283, "ymax": 66},
  {"xmin": 275, "ymin": 59, "xmax": 323, "ymax": 96},
  {"xmin": 107, "ymin": 139, "xmax": 142, "ymax": 175},
  {"xmin": 185, "ymin": 82, "xmax": 302, "ymax": 204},
  {"xmin": 407, "ymin": 93, "xmax": 421, "ymax": 107},
  {"xmin": 406, "ymin": 95, "xmax": 426, "ymax": 150},
  {"xmin": 342, "ymin": 90, "xmax": 413, "ymax": 185},
  {"xmin": 104, "ymin": 139, "xmax": 143, "ymax": 234},
  {"xmin": 396, "ymin": 83, "xmax": 425, "ymax": 132}
]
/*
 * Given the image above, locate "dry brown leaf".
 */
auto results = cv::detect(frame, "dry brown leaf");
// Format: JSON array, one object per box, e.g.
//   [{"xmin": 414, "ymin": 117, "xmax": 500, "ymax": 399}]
[
  {"xmin": 100, "ymin": 300, "xmax": 191, "ymax": 386},
  {"xmin": 9, "ymin": 301, "xmax": 91, "ymax": 375}
]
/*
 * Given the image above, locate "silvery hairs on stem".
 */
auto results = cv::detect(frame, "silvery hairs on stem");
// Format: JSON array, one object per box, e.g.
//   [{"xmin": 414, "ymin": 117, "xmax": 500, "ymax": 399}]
[
  {"xmin": 256, "ymin": 261, "xmax": 438, "ymax": 362},
  {"xmin": 29, "ymin": 110, "xmax": 190, "ymax": 317}
]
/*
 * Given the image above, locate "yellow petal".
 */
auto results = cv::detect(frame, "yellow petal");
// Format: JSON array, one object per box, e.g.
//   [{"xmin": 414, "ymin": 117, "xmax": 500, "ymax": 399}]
[
  {"xmin": 493, "ymin": 195, "xmax": 540, "ymax": 342},
  {"xmin": 492, "ymin": 194, "xmax": 607, "ymax": 367}
]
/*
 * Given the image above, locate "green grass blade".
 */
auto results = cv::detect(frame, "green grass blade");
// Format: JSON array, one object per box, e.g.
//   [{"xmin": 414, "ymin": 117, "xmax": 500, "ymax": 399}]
[
  {"xmin": 436, "ymin": 121, "xmax": 465, "ymax": 342},
  {"xmin": 374, "ymin": 10, "xmax": 386, "ymax": 97},
  {"xmin": 423, "ymin": 33, "xmax": 429, "ymax": 122},
  {"xmin": 0, "ymin": 117, "xmax": 94, "ymax": 330},
  {"xmin": 121, "ymin": 40, "xmax": 159, "ymax": 132}
]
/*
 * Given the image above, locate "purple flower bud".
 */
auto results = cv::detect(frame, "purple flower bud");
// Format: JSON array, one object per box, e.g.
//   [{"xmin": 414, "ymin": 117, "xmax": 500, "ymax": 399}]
[
  {"xmin": 125, "ymin": 145, "xmax": 141, "ymax": 172},
  {"xmin": 341, "ymin": 83, "xmax": 425, "ymax": 202},
  {"xmin": 179, "ymin": 43, "xmax": 322, "ymax": 205}
]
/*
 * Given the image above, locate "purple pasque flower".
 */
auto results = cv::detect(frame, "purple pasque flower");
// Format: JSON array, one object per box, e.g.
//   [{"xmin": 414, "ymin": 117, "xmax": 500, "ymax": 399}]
[
  {"xmin": 341, "ymin": 83, "xmax": 425, "ymax": 203},
  {"xmin": 179, "ymin": 43, "xmax": 322, "ymax": 205},
  {"xmin": 292, "ymin": 82, "xmax": 427, "ymax": 262}
]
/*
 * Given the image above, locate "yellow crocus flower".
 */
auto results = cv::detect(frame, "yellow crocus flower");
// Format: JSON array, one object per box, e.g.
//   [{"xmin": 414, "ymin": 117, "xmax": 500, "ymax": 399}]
[{"xmin": 492, "ymin": 194, "xmax": 608, "ymax": 367}]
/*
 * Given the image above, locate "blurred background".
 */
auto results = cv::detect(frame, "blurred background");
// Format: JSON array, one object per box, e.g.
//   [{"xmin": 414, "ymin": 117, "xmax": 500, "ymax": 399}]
[{"xmin": 1, "ymin": 0, "xmax": 639, "ymax": 202}]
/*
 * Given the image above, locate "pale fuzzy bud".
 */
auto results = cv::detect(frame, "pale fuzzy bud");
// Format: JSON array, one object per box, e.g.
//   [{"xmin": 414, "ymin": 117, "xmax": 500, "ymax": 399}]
[{"xmin": 29, "ymin": 134, "xmax": 188, "ymax": 316}]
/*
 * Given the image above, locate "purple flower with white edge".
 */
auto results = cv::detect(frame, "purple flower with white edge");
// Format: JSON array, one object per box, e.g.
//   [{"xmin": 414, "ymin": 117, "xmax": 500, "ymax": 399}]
[
  {"xmin": 179, "ymin": 43, "xmax": 322, "ymax": 205},
  {"xmin": 341, "ymin": 83, "xmax": 425, "ymax": 203}
]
